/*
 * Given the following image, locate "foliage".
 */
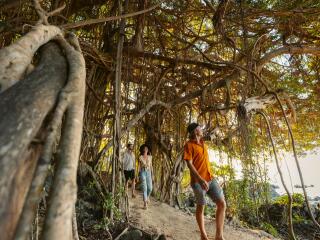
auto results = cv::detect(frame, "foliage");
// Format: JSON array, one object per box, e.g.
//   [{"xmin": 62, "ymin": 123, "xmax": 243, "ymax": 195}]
[
  {"xmin": 204, "ymin": 205, "xmax": 215, "ymax": 217},
  {"xmin": 292, "ymin": 213, "xmax": 305, "ymax": 224},
  {"xmin": 102, "ymin": 192, "xmax": 123, "ymax": 224},
  {"xmin": 210, "ymin": 162, "xmax": 236, "ymax": 179},
  {"xmin": 260, "ymin": 222, "xmax": 279, "ymax": 237},
  {"xmin": 273, "ymin": 193, "xmax": 305, "ymax": 207}
]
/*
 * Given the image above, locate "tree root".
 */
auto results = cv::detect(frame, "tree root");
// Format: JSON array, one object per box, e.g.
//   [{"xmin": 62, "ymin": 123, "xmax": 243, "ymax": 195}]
[
  {"xmin": 41, "ymin": 33, "xmax": 86, "ymax": 240},
  {"xmin": 0, "ymin": 1, "xmax": 86, "ymax": 239},
  {"xmin": 0, "ymin": 24, "xmax": 62, "ymax": 92},
  {"xmin": 257, "ymin": 111, "xmax": 296, "ymax": 240},
  {"xmin": 274, "ymin": 93, "xmax": 320, "ymax": 230}
]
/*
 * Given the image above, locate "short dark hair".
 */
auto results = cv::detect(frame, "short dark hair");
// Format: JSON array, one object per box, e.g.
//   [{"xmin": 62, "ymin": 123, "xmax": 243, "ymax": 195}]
[
  {"xmin": 127, "ymin": 143, "xmax": 133, "ymax": 148},
  {"xmin": 187, "ymin": 122, "xmax": 199, "ymax": 134}
]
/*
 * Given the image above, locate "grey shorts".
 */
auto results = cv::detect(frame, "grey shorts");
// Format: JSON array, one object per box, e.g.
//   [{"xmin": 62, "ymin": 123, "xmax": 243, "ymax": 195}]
[{"xmin": 191, "ymin": 178, "xmax": 224, "ymax": 205}]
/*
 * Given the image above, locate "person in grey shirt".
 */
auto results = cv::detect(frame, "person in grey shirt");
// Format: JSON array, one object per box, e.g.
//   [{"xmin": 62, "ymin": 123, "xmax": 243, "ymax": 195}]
[{"xmin": 123, "ymin": 143, "xmax": 136, "ymax": 198}]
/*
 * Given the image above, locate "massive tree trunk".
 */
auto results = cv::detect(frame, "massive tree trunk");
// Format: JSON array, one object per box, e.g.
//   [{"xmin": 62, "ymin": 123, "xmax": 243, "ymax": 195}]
[{"xmin": 0, "ymin": 42, "xmax": 68, "ymax": 240}]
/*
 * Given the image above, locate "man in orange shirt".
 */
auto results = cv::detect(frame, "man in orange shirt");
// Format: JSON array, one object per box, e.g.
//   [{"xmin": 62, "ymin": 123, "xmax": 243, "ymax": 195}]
[{"xmin": 184, "ymin": 123, "xmax": 226, "ymax": 240}]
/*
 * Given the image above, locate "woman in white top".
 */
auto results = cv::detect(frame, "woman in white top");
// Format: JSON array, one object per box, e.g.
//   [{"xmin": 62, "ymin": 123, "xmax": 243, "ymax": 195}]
[{"xmin": 138, "ymin": 144, "xmax": 153, "ymax": 209}]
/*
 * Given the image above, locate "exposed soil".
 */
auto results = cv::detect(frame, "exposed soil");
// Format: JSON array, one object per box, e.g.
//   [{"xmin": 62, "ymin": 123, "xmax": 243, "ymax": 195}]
[{"xmin": 129, "ymin": 193, "xmax": 280, "ymax": 240}]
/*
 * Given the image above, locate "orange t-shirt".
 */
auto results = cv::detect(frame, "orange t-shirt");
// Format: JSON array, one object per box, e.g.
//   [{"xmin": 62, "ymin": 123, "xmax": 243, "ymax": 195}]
[{"xmin": 183, "ymin": 139, "xmax": 214, "ymax": 184}]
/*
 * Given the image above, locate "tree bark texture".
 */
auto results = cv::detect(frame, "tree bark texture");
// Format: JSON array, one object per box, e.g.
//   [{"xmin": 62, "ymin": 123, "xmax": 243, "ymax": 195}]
[
  {"xmin": 42, "ymin": 35, "xmax": 86, "ymax": 240},
  {"xmin": 0, "ymin": 42, "xmax": 67, "ymax": 240},
  {"xmin": 0, "ymin": 25, "xmax": 62, "ymax": 92}
]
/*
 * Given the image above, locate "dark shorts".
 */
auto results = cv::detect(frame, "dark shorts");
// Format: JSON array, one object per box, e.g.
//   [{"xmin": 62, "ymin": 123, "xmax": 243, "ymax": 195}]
[
  {"xmin": 124, "ymin": 169, "xmax": 135, "ymax": 182},
  {"xmin": 191, "ymin": 178, "xmax": 224, "ymax": 205}
]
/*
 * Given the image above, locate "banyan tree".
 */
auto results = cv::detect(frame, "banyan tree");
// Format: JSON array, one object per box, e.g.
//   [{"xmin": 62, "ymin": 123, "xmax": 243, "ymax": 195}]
[{"xmin": 0, "ymin": 0, "xmax": 320, "ymax": 239}]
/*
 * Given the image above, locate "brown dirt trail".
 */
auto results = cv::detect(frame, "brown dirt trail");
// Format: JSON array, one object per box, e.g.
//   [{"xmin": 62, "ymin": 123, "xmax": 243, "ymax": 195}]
[{"xmin": 129, "ymin": 193, "xmax": 280, "ymax": 240}]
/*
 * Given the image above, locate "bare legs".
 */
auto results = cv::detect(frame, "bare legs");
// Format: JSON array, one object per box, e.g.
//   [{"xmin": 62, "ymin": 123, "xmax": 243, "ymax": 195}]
[
  {"xmin": 215, "ymin": 198, "xmax": 226, "ymax": 240},
  {"xmin": 131, "ymin": 178, "xmax": 136, "ymax": 198},
  {"xmin": 125, "ymin": 179, "xmax": 136, "ymax": 198},
  {"xmin": 195, "ymin": 199, "xmax": 226, "ymax": 240},
  {"xmin": 196, "ymin": 205, "xmax": 209, "ymax": 240}
]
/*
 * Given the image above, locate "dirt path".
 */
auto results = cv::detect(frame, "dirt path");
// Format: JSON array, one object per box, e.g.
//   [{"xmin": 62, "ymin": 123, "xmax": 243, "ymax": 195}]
[{"xmin": 129, "ymin": 193, "xmax": 279, "ymax": 240}]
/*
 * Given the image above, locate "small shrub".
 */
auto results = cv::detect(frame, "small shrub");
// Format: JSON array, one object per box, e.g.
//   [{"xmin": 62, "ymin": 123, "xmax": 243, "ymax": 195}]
[
  {"xmin": 260, "ymin": 222, "xmax": 279, "ymax": 237},
  {"xmin": 273, "ymin": 193, "xmax": 304, "ymax": 207}
]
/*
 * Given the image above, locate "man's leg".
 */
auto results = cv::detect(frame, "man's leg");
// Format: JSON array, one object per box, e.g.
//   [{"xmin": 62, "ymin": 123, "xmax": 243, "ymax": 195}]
[
  {"xmin": 214, "ymin": 198, "xmax": 226, "ymax": 240},
  {"xmin": 207, "ymin": 179, "xmax": 226, "ymax": 240},
  {"xmin": 132, "ymin": 179, "xmax": 136, "ymax": 197},
  {"xmin": 196, "ymin": 204, "xmax": 209, "ymax": 240},
  {"xmin": 192, "ymin": 183, "xmax": 209, "ymax": 240},
  {"xmin": 124, "ymin": 171, "xmax": 129, "ymax": 195},
  {"xmin": 125, "ymin": 180, "xmax": 128, "ymax": 194}
]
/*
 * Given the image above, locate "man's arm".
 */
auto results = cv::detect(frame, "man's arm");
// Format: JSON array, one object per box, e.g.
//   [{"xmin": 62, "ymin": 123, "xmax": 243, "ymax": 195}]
[{"xmin": 186, "ymin": 160, "xmax": 209, "ymax": 191}]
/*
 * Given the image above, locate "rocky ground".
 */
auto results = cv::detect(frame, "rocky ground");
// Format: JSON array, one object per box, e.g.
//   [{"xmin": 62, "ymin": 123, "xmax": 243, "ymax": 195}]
[{"xmin": 126, "ymin": 193, "xmax": 279, "ymax": 240}]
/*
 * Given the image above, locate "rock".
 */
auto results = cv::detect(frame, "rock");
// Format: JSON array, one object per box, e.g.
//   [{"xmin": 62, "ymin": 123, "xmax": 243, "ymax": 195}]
[
  {"xmin": 258, "ymin": 230, "xmax": 275, "ymax": 239},
  {"xmin": 313, "ymin": 196, "xmax": 320, "ymax": 201},
  {"xmin": 302, "ymin": 202, "xmax": 320, "ymax": 217},
  {"xmin": 156, "ymin": 234, "xmax": 167, "ymax": 240},
  {"xmin": 82, "ymin": 219, "xmax": 98, "ymax": 230},
  {"xmin": 226, "ymin": 217, "xmax": 242, "ymax": 227},
  {"xmin": 185, "ymin": 193, "xmax": 195, "ymax": 207},
  {"xmin": 184, "ymin": 207, "xmax": 193, "ymax": 216},
  {"xmin": 187, "ymin": 206, "xmax": 196, "ymax": 214},
  {"xmin": 270, "ymin": 185, "xmax": 280, "ymax": 199},
  {"xmin": 270, "ymin": 184, "xmax": 279, "ymax": 189},
  {"xmin": 206, "ymin": 196, "xmax": 215, "ymax": 207},
  {"xmin": 119, "ymin": 229, "xmax": 143, "ymax": 240}
]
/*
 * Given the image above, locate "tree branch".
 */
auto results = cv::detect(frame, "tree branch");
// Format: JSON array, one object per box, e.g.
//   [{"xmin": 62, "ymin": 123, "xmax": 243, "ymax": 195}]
[
  {"xmin": 258, "ymin": 45, "xmax": 320, "ymax": 69},
  {"xmin": 61, "ymin": 1, "xmax": 163, "ymax": 30},
  {"xmin": 95, "ymin": 99, "xmax": 171, "ymax": 166},
  {"xmin": 127, "ymin": 49, "xmax": 229, "ymax": 70}
]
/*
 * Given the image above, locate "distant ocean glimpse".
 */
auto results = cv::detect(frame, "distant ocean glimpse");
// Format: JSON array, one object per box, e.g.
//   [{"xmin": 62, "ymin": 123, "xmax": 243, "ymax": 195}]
[{"xmin": 209, "ymin": 148, "xmax": 320, "ymax": 200}]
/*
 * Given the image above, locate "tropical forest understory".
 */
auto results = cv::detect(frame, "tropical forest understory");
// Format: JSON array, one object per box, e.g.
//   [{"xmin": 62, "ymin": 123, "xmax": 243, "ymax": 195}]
[{"xmin": 1, "ymin": 0, "xmax": 320, "ymax": 239}]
